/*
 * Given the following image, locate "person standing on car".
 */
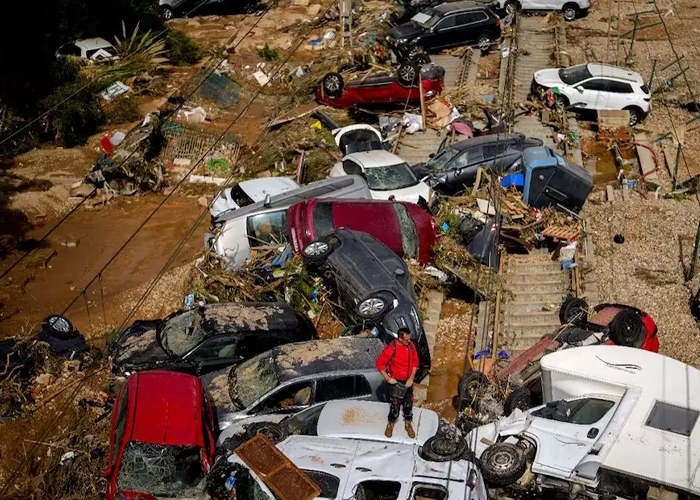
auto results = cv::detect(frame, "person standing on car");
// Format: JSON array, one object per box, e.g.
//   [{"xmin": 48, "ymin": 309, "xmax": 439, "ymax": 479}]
[{"xmin": 375, "ymin": 328, "xmax": 419, "ymax": 439}]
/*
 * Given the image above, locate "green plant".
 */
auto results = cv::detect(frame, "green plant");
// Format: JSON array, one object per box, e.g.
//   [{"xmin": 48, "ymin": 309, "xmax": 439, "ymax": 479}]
[
  {"xmin": 165, "ymin": 29, "xmax": 202, "ymax": 66},
  {"xmin": 103, "ymin": 95, "xmax": 141, "ymax": 124},
  {"xmin": 257, "ymin": 44, "xmax": 279, "ymax": 61},
  {"xmin": 41, "ymin": 79, "xmax": 105, "ymax": 147},
  {"xmin": 113, "ymin": 21, "xmax": 168, "ymax": 74}
]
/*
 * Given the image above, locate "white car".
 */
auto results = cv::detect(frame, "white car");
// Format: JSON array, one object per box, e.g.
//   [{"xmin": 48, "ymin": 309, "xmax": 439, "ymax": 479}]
[
  {"xmin": 496, "ymin": 0, "xmax": 590, "ymax": 20},
  {"xmin": 55, "ymin": 38, "xmax": 119, "ymax": 62},
  {"xmin": 533, "ymin": 63, "xmax": 651, "ymax": 126},
  {"xmin": 329, "ymin": 150, "xmax": 434, "ymax": 204},
  {"xmin": 210, "ymin": 177, "xmax": 299, "ymax": 219}
]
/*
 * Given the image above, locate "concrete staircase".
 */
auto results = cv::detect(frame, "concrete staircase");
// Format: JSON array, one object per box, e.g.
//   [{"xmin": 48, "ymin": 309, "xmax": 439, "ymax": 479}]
[
  {"xmin": 414, "ymin": 290, "xmax": 444, "ymax": 404},
  {"xmin": 499, "ymin": 250, "xmax": 570, "ymax": 357}
]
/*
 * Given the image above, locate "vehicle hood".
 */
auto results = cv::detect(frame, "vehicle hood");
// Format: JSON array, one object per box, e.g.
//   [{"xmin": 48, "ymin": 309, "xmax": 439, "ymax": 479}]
[
  {"xmin": 370, "ymin": 182, "xmax": 431, "ymax": 204},
  {"xmin": 388, "ymin": 22, "xmax": 426, "ymax": 40},
  {"xmin": 109, "ymin": 321, "xmax": 167, "ymax": 374},
  {"xmin": 534, "ymin": 68, "xmax": 565, "ymax": 88}
]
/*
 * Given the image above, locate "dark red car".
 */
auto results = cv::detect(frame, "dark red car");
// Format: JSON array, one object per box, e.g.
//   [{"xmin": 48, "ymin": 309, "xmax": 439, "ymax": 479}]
[
  {"xmin": 287, "ymin": 198, "xmax": 438, "ymax": 264},
  {"xmin": 105, "ymin": 371, "xmax": 216, "ymax": 500},
  {"xmin": 315, "ymin": 63, "xmax": 445, "ymax": 109}
]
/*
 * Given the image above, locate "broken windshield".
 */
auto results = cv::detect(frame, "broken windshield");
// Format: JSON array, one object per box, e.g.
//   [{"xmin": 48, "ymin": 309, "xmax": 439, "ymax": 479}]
[
  {"xmin": 160, "ymin": 310, "xmax": 205, "ymax": 357},
  {"xmin": 229, "ymin": 353, "xmax": 279, "ymax": 410},
  {"xmin": 285, "ymin": 403, "xmax": 326, "ymax": 436},
  {"xmin": 426, "ymin": 146, "xmax": 459, "ymax": 172},
  {"xmin": 364, "ymin": 163, "xmax": 418, "ymax": 191},
  {"xmin": 558, "ymin": 65, "xmax": 592, "ymax": 85},
  {"xmin": 117, "ymin": 442, "xmax": 205, "ymax": 498},
  {"xmin": 412, "ymin": 11, "xmax": 440, "ymax": 29}
]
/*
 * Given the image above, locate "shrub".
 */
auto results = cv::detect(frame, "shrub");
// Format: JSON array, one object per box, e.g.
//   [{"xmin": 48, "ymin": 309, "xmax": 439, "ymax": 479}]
[
  {"xmin": 104, "ymin": 95, "xmax": 141, "ymax": 124},
  {"xmin": 41, "ymin": 80, "xmax": 105, "ymax": 147},
  {"xmin": 165, "ymin": 29, "xmax": 203, "ymax": 66},
  {"xmin": 257, "ymin": 44, "xmax": 279, "ymax": 61}
]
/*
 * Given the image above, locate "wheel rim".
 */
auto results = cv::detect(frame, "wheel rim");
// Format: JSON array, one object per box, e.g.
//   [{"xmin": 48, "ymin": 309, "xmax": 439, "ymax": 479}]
[
  {"xmin": 163, "ymin": 8, "xmax": 173, "ymax": 19},
  {"xmin": 400, "ymin": 66, "xmax": 416, "ymax": 83},
  {"xmin": 489, "ymin": 450, "xmax": 516, "ymax": 471},
  {"xmin": 304, "ymin": 241, "xmax": 329, "ymax": 256},
  {"xmin": 49, "ymin": 316, "xmax": 71, "ymax": 333},
  {"xmin": 629, "ymin": 112, "xmax": 639, "ymax": 126},
  {"xmin": 359, "ymin": 298, "xmax": 385, "ymax": 316},
  {"xmin": 478, "ymin": 37, "xmax": 490, "ymax": 50},
  {"xmin": 467, "ymin": 380, "xmax": 483, "ymax": 399},
  {"xmin": 564, "ymin": 8, "xmax": 576, "ymax": 20},
  {"xmin": 505, "ymin": 3, "xmax": 516, "ymax": 15},
  {"xmin": 325, "ymin": 75, "xmax": 340, "ymax": 92}
]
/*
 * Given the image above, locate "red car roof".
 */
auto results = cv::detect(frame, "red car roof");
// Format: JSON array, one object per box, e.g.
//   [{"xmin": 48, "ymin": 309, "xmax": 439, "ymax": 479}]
[
  {"xmin": 330, "ymin": 200, "xmax": 403, "ymax": 250},
  {"xmin": 128, "ymin": 371, "xmax": 205, "ymax": 447}
]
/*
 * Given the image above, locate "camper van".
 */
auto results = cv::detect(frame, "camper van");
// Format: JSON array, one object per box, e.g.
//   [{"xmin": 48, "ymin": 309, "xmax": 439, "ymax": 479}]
[{"xmin": 468, "ymin": 346, "xmax": 700, "ymax": 499}]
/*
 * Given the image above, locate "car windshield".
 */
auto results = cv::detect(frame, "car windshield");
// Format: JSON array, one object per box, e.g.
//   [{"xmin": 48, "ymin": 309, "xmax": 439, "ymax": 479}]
[
  {"xmin": 229, "ymin": 352, "xmax": 279, "ymax": 411},
  {"xmin": 160, "ymin": 310, "xmax": 205, "ymax": 357},
  {"xmin": 558, "ymin": 65, "xmax": 593, "ymax": 85},
  {"xmin": 117, "ymin": 442, "xmax": 204, "ymax": 498},
  {"xmin": 365, "ymin": 163, "xmax": 418, "ymax": 191},
  {"xmin": 412, "ymin": 11, "xmax": 441, "ymax": 28},
  {"xmin": 339, "ymin": 130, "xmax": 382, "ymax": 155},
  {"xmin": 426, "ymin": 146, "xmax": 460, "ymax": 172},
  {"xmin": 393, "ymin": 204, "xmax": 419, "ymax": 258},
  {"xmin": 284, "ymin": 403, "xmax": 327, "ymax": 436}
]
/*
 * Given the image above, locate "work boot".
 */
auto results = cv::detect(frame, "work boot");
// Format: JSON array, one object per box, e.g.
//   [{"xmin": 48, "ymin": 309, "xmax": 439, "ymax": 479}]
[
  {"xmin": 385, "ymin": 422, "xmax": 394, "ymax": 438},
  {"xmin": 405, "ymin": 422, "xmax": 416, "ymax": 439}
]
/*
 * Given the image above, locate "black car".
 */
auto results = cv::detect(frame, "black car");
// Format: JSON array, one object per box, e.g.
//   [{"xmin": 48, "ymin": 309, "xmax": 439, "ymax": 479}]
[
  {"xmin": 387, "ymin": 1, "xmax": 502, "ymax": 60},
  {"xmin": 413, "ymin": 133, "xmax": 544, "ymax": 195},
  {"xmin": 109, "ymin": 302, "xmax": 315, "ymax": 376},
  {"xmin": 301, "ymin": 229, "xmax": 431, "ymax": 381}
]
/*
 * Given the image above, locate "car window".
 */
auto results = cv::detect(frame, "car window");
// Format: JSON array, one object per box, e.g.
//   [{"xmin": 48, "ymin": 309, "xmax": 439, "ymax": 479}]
[
  {"xmin": 302, "ymin": 470, "xmax": 340, "ymax": 499},
  {"xmin": 364, "ymin": 163, "xmax": 418, "ymax": 191},
  {"xmin": 435, "ymin": 15, "xmax": 456, "ymax": 30},
  {"xmin": 558, "ymin": 65, "xmax": 593, "ymax": 85},
  {"xmin": 393, "ymin": 204, "xmax": 419, "ymax": 259},
  {"xmin": 161, "ymin": 309, "xmax": 206, "ymax": 357},
  {"xmin": 113, "ymin": 386, "xmax": 130, "ymax": 465},
  {"xmin": 285, "ymin": 403, "xmax": 326, "ymax": 436},
  {"xmin": 312, "ymin": 202, "xmax": 335, "ymax": 236},
  {"xmin": 645, "ymin": 402, "xmax": 699, "ymax": 436},
  {"xmin": 455, "ymin": 11, "xmax": 488, "ymax": 25},
  {"xmin": 465, "ymin": 147, "xmax": 485, "ymax": 166},
  {"xmin": 413, "ymin": 11, "xmax": 441, "ymax": 29},
  {"xmin": 229, "ymin": 354, "xmax": 280, "ymax": 411},
  {"xmin": 252, "ymin": 381, "xmax": 313, "ymax": 414},
  {"xmin": 339, "ymin": 130, "xmax": 382, "ymax": 155},
  {"xmin": 343, "ymin": 159, "xmax": 362, "ymax": 176},
  {"xmin": 185, "ymin": 335, "xmax": 238, "ymax": 362},
  {"xmin": 426, "ymin": 146, "xmax": 460, "ymax": 172},
  {"xmin": 235, "ymin": 334, "xmax": 286, "ymax": 360},
  {"xmin": 482, "ymin": 143, "xmax": 509, "ymax": 159},
  {"xmin": 356, "ymin": 480, "xmax": 401, "ymax": 500},
  {"xmin": 580, "ymin": 79, "xmax": 610, "ymax": 92},
  {"xmin": 59, "ymin": 44, "xmax": 82, "ymax": 56},
  {"xmin": 607, "ymin": 81, "xmax": 633, "ymax": 93},
  {"xmin": 411, "ymin": 483, "xmax": 447, "ymax": 500},
  {"xmin": 532, "ymin": 398, "xmax": 615, "ymax": 425},
  {"xmin": 246, "ymin": 210, "xmax": 288, "ymax": 247},
  {"xmin": 315, "ymin": 375, "xmax": 372, "ymax": 402}
]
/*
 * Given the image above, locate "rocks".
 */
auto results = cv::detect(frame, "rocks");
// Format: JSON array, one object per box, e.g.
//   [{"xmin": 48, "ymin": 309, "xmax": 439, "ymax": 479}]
[{"xmin": 197, "ymin": 195, "xmax": 209, "ymax": 208}]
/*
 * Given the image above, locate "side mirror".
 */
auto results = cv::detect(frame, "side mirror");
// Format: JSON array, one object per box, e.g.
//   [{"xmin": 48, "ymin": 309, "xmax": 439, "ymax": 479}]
[
  {"xmin": 264, "ymin": 194, "xmax": 272, "ymax": 207},
  {"xmin": 575, "ymin": 86, "xmax": 583, "ymax": 93}
]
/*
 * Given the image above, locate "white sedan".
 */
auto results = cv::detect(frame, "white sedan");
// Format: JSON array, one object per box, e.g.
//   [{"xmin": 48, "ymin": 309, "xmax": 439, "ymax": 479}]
[{"xmin": 329, "ymin": 150, "xmax": 434, "ymax": 204}]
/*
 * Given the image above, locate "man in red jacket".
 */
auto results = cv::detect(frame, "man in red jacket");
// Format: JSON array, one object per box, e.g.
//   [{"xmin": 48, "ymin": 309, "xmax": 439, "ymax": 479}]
[{"xmin": 375, "ymin": 328, "xmax": 419, "ymax": 438}]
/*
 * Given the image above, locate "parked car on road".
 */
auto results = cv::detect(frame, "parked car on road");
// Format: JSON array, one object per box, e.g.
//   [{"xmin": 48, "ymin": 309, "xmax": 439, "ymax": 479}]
[
  {"xmin": 413, "ymin": 133, "xmax": 543, "ymax": 195},
  {"xmin": 316, "ymin": 63, "xmax": 445, "ymax": 109},
  {"xmin": 55, "ymin": 38, "xmax": 119, "ymax": 62},
  {"xmin": 302, "ymin": 229, "xmax": 431, "ymax": 380},
  {"xmin": 496, "ymin": 0, "xmax": 590, "ymax": 21},
  {"xmin": 532, "ymin": 63, "xmax": 652, "ymax": 126},
  {"xmin": 158, "ymin": 0, "xmax": 222, "ymax": 19},
  {"xmin": 105, "ymin": 371, "xmax": 215, "ymax": 500},
  {"xmin": 387, "ymin": 1, "xmax": 502, "ymax": 58},
  {"xmin": 210, "ymin": 177, "xmax": 299, "ymax": 220},
  {"xmin": 201, "ymin": 337, "xmax": 387, "ymax": 430},
  {"xmin": 208, "ymin": 176, "xmax": 371, "ymax": 268},
  {"xmin": 109, "ymin": 302, "xmax": 315, "ymax": 377},
  {"xmin": 288, "ymin": 198, "xmax": 438, "ymax": 264},
  {"xmin": 329, "ymin": 150, "xmax": 435, "ymax": 204}
]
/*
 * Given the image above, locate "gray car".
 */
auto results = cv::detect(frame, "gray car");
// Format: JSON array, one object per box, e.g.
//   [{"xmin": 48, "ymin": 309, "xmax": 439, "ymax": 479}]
[{"xmin": 201, "ymin": 337, "xmax": 387, "ymax": 431}]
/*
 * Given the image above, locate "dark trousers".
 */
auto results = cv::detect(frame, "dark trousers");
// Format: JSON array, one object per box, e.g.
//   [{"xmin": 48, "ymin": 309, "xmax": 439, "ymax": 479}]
[{"xmin": 388, "ymin": 379, "xmax": 413, "ymax": 424}]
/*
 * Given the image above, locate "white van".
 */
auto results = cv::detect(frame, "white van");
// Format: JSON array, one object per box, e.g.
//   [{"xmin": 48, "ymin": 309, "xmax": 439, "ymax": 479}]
[{"xmin": 468, "ymin": 345, "xmax": 700, "ymax": 498}]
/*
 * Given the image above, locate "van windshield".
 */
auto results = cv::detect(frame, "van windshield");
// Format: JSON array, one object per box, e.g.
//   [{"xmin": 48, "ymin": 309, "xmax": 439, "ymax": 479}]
[{"xmin": 229, "ymin": 353, "xmax": 279, "ymax": 410}]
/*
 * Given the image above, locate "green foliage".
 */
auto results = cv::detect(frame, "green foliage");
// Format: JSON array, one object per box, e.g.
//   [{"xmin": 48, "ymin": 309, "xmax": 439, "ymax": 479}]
[
  {"xmin": 166, "ymin": 30, "xmax": 202, "ymax": 66},
  {"xmin": 257, "ymin": 44, "xmax": 280, "ymax": 61},
  {"xmin": 104, "ymin": 95, "xmax": 141, "ymax": 124},
  {"xmin": 41, "ymin": 79, "xmax": 105, "ymax": 147}
]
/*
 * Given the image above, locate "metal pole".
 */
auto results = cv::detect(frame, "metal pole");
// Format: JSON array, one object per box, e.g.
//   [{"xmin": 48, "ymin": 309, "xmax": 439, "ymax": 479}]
[
  {"xmin": 673, "ymin": 142, "xmax": 682, "ymax": 189},
  {"xmin": 628, "ymin": 15, "xmax": 639, "ymax": 58},
  {"xmin": 649, "ymin": 59, "xmax": 657, "ymax": 88},
  {"xmin": 689, "ymin": 217, "xmax": 700, "ymax": 280}
]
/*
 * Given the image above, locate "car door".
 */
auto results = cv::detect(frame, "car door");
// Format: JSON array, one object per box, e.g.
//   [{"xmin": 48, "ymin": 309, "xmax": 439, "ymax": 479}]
[
  {"xmin": 456, "ymin": 11, "xmax": 490, "ymax": 45},
  {"xmin": 447, "ymin": 146, "xmax": 484, "ymax": 190},
  {"xmin": 313, "ymin": 375, "xmax": 374, "ymax": 404},
  {"xmin": 522, "ymin": 0, "xmax": 552, "ymax": 10},
  {"xmin": 572, "ymin": 78, "xmax": 611, "ymax": 110},
  {"xmin": 527, "ymin": 397, "xmax": 618, "ymax": 475},
  {"xmin": 605, "ymin": 80, "xmax": 635, "ymax": 111},
  {"xmin": 183, "ymin": 334, "xmax": 241, "ymax": 373},
  {"xmin": 428, "ymin": 15, "xmax": 458, "ymax": 50}
]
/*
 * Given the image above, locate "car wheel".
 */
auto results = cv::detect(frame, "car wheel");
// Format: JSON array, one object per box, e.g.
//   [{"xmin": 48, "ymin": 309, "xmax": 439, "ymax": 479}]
[
  {"xmin": 302, "ymin": 240, "xmax": 333, "ymax": 263},
  {"xmin": 420, "ymin": 435, "xmax": 469, "ymax": 462},
  {"xmin": 397, "ymin": 63, "xmax": 419, "ymax": 87},
  {"xmin": 562, "ymin": 4, "xmax": 578, "ymax": 21},
  {"xmin": 477, "ymin": 34, "xmax": 492, "ymax": 53},
  {"xmin": 355, "ymin": 293, "xmax": 389, "ymax": 320},
  {"xmin": 559, "ymin": 297, "xmax": 589, "ymax": 325},
  {"xmin": 245, "ymin": 422, "xmax": 289, "ymax": 444},
  {"xmin": 625, "ymin": 107, "xmax": 642, "ymax": 127},
  {"xmin": 504, "ymin": 386, "xmax": 532, "ymax": 415},
  {"xmin": 555, "ymin": 93, "xmax": 569, "ymax": 109},
  {"xmin": 609, "ymin": 310, "xmax": 645, "ymax": 348},
  {"xmin": 412, "ymin": 53, "xmax": 431, "ymax": 65},
  {"xmin": 480, "ymin": 442, "xmax": 528, "ymax": 487},
  {"xmin": 457, "ymin": 370, "xmax": 490, "ymax": 408},
  {"xmin": 42, "ymin": 315, "xmax": 76, "ymax": 340},
  {"xmin": 504, "ymin": 0, "xmax": 519, "ymax": 16},
  {"xmin": 161, "ymin": 6, "xmax": 174, "ymax": 19},
  {"xmin": 322, "ymin": 72, "xmax": 344, "ymax": 98}
]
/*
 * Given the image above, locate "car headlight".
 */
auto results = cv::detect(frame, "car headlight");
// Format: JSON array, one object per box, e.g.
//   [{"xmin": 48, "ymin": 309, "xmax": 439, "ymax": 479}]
[{"xmin": 397, "ymin": 38, "xmax": 408, "ymax": 44}]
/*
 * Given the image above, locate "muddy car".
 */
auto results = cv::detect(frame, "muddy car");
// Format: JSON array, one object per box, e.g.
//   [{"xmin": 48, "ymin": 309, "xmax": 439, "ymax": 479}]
[
  {"xmin": 301, "ymin": 229, "xmax": 431, "ymax": 380},
  {"xmin": 201, "ymin": 337, "xmax": 387, "ymax": 431},
  {"xmin": 109, "ymin": 302, "xmax": 315, "ymax": 377}
]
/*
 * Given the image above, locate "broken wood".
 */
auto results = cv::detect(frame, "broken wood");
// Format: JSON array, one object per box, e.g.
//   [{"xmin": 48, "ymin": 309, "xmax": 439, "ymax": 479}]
[
  {"xmin": 419, "ymin": 73, "xmax": 426, "ymax": 130},
  {"xmin": 606, "ymin": 185, "xmax": 615, "ymax": 201}
]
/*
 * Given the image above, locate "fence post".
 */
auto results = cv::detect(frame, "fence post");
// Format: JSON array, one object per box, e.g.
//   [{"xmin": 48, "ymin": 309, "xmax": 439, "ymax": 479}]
[
  {"xmin": 689, "ymin": 218, "xmax": 700, "ymax": 280},
  {"xmin": 673, "ymin": 143, "xmax": 682, "ymax": 190}
]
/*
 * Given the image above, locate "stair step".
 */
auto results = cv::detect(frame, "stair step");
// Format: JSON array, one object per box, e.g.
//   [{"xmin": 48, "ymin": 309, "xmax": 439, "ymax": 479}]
[
  {"xmin": 508, "ymin": 273, "xmax": 567, "ymax": 284},
  {"xmin": 506, "ymin": 301, "xmax": 562, "ymax": 313},
  {"xmin": 502, "ymin": 320, "xmax": 561, "ymax": 328},
  {"xmin": 508, "ymin": 280, "xmax": 567, "ymax": 287},
  {"xmin": 502, "ymin": 313, "xmax": 559, "ymax": 325}
]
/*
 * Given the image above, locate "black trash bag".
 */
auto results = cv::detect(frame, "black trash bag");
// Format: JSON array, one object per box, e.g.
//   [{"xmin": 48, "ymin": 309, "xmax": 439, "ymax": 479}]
[
  {"xmin": 458, "ymin": 214, "xmax": 485, "ymax": 246},
  {"xmin": 468, "ymin": 215, "xmax": 500, "ymax": 269}
]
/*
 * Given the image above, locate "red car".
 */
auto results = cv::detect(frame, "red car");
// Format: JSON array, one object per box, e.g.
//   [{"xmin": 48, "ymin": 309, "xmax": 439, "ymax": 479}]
[
  {"xmin": 287, "ymin": 198, "xmax": 438, "ymax": 264},
  {"xmin": 105, "ymin": 371, "xmax": 216, "ymax": 500},
  {"xmin": 315, "ymin": 63, "xmax": 445, "ymax": 109}
]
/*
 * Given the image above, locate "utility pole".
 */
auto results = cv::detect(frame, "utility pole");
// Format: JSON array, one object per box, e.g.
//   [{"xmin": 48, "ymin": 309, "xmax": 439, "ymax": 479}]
[{"xmin": 340, "ymin": 0, "xmax": 352, "ymax": 49}]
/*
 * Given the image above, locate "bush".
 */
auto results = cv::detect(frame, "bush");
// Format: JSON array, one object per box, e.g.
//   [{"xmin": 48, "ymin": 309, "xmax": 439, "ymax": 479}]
[
  {"xmin": 257, "ymin": 44, "xmax": 279, "ymax": 61},
  {"xmin": 104, "ymin": 95, "xmax": 141, "ymax": 124},
  {"xmin": 165, "ymin": 29, "xmax": 202, "ymax": 66},
  {"xmin": 41, "ymin": 79, "xmax": 105, "ymax": 147}
]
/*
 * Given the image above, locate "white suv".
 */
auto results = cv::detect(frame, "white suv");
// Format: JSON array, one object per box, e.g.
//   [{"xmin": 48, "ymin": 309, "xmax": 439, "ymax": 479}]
[
  {"xmin": 532, "ymin": 63, "xmax": 652, "ymax": 126},
  {"xmin": 495, "ymin": 0, "xmax": 590, "ymax": 20}
]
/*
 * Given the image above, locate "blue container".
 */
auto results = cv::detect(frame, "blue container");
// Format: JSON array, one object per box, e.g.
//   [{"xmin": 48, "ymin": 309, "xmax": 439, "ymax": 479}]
[{"xmin": 501, "ymin": 173, "xmax": 524, "ymax": 189}]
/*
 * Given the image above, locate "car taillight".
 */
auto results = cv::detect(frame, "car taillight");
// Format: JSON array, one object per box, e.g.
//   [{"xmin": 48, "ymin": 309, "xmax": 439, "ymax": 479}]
[
  {"xmin": 496, "ymin": 19, "xmax": 501, "ymax": 27},
  {"xmin": 467, "ymin": 470, "xmax": 478, "ymax": 490}
]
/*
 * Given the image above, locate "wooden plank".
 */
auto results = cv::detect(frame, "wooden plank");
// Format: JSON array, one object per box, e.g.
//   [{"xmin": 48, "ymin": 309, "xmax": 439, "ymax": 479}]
[
  {"xmin": 663, "ymin": 143, "xmax": 677, "ymax": 176},
  {"xmin": 622, "ymin": 184, "xmax": 630, "ymax": 201},
  {"xmin": 634, "ymin": 132, "xmax": 660, "ymax": 186},
  {"xmin": 606, "ymin": 185, "xmax": 615, "ymax": 201}
]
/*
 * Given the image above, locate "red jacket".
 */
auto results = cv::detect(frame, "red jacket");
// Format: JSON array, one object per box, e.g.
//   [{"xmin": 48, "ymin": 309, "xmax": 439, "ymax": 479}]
[{"xmin": 375, "ymin": 340, "xmax": 419, "ymax": 381}]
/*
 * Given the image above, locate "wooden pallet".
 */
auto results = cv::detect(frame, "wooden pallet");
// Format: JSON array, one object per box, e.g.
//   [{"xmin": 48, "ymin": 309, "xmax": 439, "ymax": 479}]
[{"xmin": 541, "ymin": 225, "xmax": 580, "ymax": 241}]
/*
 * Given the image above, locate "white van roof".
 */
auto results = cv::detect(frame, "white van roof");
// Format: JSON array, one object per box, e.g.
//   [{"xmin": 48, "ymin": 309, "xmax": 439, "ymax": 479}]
[{"xmin": 541, "ymin": 346, "xmax": 700, "ymax": 493}]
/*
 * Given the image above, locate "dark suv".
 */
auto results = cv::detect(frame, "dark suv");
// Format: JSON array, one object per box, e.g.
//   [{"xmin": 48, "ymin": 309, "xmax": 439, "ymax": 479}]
[
  {"xmin": 302, "ymin": 229, "xmax": 431, "ymax": 381},
  {"xmin": 387, "ymin": 1, "xmax": 502, "ymax": 59}
]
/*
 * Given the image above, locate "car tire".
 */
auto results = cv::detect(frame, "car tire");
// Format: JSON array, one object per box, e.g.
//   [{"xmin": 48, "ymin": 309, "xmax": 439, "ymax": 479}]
[
  {"xmin": 420, "ymin": 435, "xmax": 470, "ymax": 462},
  {"xmin": 355, "ymin": 292, "xmax": 390, "ymax": 320},
  {"xmin": 457, "ymin": 370, "xmax": 490, "ymax": 408},
  {"xmin": 322, "ymin": 72, "xmax": 344, "ymax": 98},
  {"xmin": 397, "ymin": 63, "xmax": 420, "ymax": 87},
  {"xmin": 559, "ymin": 297, "xmax": 589, "ymax": 325},
  {"xmin": 480, "ymin": 442, "xmax": 528, "ymax": 487},
  {"xmin": 504, "ymin": 0, "xmax": 519, "ymax": 16},
  {"xmin": 625, "ymin": 106, "xmax": 643, "ymax": 127},
  {"xmin": 504, "ymin": 386, "xmax": 533, "ymax": 415},
  {"xmin": 555, "ymin": 93, "xmax": 569, "ymax": 109},
  {"xmin": 161, "ymin": 6, "xmax": 174, "ymax": 19},
  {"xmin": 477, "ymin": 34, "xmax": 492, "ymax": 53},
  {"xmin": 245, "ymin": 422, "xmax": 289, "ymax": 444},
  {"xmin": 42, "ymin": 315, "xmax": 76, "ymax": 340},
  {"xmin": 609, "ymin": 310, "xmax": 645, "ymax": 348},
  {"xmin": 562, "ymin": 4, "xmax": 579, "ymax": 21},
  {"xmin": 412, "ymin": 53, "xmax": 431, "ymax": 65},
  {"xmin": 302, "ymin": 240, "xmax": 333, "ymax": 264}
]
